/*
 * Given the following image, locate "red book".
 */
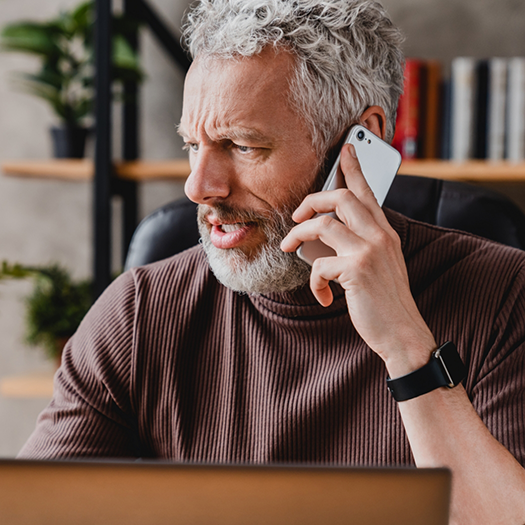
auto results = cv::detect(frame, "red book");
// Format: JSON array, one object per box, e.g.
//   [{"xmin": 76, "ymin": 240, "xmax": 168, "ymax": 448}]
[
  {"xmin": 392, "ymin": 59, "xmax": 422, "ymax": 159},
  {"xmin": 420, "ymin": 60, "xmax": 442, "ymax": 159}
]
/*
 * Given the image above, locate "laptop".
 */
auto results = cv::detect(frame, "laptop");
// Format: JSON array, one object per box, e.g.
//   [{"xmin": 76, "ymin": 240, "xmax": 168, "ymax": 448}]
[{"xmin": 0, "ymin": 459, "xmax": 450, "ymax": 525}]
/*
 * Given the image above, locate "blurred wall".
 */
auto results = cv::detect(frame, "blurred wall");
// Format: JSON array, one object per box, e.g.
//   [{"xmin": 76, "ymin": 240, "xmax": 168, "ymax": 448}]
[
  {"xmin": 0, "ymin": 0, "xmax": 524, "ymax": 456},
  {"xmin": 384, "ymin": 0, "xmax": 525, "ymax": 63}
]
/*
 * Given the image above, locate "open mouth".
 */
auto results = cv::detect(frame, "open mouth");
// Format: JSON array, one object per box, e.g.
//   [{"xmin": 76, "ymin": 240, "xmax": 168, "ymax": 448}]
[
  {"xmin": 209, "ymin": 221, "xmax": 256, "ymax": 249},
  {"xmin": 220, "ymin": 222, "xmax": 247, "ymax": 233}
]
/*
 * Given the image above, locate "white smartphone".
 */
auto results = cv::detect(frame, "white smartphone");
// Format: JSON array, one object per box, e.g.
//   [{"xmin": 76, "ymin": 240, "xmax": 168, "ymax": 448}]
[{"xmin": 296, "ymin": 124, "xmax": 402, "ymax": 265}]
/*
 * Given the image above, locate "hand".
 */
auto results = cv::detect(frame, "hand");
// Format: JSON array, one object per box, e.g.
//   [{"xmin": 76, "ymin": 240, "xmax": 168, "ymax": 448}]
[{"xmin": 281, "ymin": 144, "xmax": 436, "ymax": 375}]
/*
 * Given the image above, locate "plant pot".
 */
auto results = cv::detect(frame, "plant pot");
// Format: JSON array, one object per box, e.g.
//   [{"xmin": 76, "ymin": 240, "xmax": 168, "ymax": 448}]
[{"xmin": 50, "ymin": 126, "xmax": 90, "ymax": 158}]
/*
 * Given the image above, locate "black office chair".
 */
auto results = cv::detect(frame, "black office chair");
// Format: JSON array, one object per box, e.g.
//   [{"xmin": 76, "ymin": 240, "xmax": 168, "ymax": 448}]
[{"xmin": 124, "ymin": 175, "xmax": 525, "ymax": 270}]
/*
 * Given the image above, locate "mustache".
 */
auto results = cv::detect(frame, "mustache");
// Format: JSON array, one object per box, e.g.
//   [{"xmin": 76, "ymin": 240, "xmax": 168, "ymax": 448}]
[{"xmin": 197, "ymin": 202, "xmax": 275, "ymax": 224}]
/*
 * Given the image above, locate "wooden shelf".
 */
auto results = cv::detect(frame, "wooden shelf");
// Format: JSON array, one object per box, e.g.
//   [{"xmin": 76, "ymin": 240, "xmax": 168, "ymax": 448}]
[
  {"xmin": 1, "ymin": 159, "xmax": 192, "ymax": 182},
  {"xmin": 116, "ymin": 159, "xmax": 191, "ymax": 181},
  {"xmin": 399, "ymin": 160, "xmax": 525, "ymax": 182},
  {"xmin": 0, "ymin": 371, "xmax": 54, "ymax": 399},
  {"xmin": 4, "ymin": 159, "xmax": 525, "ymax": 183},
  {"xmin": 2, "ymin": 159, "xmax": 94, "ymax": 181}
]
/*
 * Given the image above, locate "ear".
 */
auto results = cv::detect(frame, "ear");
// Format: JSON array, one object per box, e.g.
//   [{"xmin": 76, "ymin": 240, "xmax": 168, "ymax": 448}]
[{"xmin": 359, "ymin": 106, "xmax": 387, "ymax": 140}]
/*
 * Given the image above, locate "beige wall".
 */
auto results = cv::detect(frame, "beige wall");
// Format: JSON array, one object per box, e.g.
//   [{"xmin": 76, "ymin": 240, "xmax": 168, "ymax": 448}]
[{"xmin": 0, "ymin": 0, "xmax": 524, "ymax": 456}]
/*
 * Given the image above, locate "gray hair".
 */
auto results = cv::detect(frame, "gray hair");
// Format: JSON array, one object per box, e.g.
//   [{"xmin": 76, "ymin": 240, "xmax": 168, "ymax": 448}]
[{"xmin": 182, "ymin": 0, "xmax": 405, "ymax": 157}]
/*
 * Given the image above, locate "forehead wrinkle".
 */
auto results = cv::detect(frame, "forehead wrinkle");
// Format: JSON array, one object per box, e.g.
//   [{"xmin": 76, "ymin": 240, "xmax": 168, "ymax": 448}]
[
  {"xmin": 181, "ymin": 105, "xmax": 298, "ymax": 151},
  {"xmin": 214, "ymin": 125, "xmax": 275, "ymax": 146},
  {"xmin": 181, "ymin": 51, "xmax": 302, "ymax": 148},
  {"xmin": 199, "ymin": 110, "xmax": 277, "ymax": 146}
]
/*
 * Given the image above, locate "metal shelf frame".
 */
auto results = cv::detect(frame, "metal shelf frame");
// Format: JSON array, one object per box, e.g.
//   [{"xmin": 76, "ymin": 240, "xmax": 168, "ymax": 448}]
[{"xmin": 93, "ymin": 0, "xmax": 191, "ymax": 297}]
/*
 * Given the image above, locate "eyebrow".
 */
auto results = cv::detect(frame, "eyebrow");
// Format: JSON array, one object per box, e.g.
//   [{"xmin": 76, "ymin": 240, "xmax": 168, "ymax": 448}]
[
  {"xmin": 177, "ymin": 123, "xmax": 274, "ymax": 147},
  {"xmin": 176, "ymin": 123, "xmax": 188, "ymax": 138}
]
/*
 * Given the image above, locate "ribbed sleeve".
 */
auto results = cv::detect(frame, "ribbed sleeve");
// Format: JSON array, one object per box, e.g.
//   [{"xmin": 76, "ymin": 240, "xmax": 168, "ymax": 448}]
[
  {"xmin": 19, "ymin": 210, "xmax": 525, "ymax": 467},
  {"xmin": 19, "ymin": 272, "xmax": 140, "ymax": 457}
]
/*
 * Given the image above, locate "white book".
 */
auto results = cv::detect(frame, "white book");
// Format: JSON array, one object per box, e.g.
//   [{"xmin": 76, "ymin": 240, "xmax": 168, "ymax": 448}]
[
  {"xmin": 451, "ymin": 57, "xmax": 476, "ymax": 161},
  {"xmin": 506, "ymin": 57, "xmax": 525, "ymax": 162},
  {"xmin": 488, "ymin": 58, "xmax": 508, "ymax": 161}
]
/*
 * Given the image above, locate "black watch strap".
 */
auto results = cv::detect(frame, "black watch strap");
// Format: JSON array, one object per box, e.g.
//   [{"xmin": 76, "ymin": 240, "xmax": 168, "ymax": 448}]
[{"xmin": 386, "ymin": 342, "xmax": 466, "ymax": 402}]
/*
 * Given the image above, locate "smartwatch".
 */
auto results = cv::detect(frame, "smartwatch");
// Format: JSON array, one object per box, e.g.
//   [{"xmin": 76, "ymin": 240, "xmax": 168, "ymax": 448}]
[{"xmin": 386, "ymin": 341, "xmax": 466, "ymax": 402}]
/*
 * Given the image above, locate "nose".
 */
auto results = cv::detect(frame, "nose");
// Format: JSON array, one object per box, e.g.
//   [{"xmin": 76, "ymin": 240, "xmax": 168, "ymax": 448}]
[{"xmin": 184, "ymin": 147, "xmax": 231, "ymax": 204}]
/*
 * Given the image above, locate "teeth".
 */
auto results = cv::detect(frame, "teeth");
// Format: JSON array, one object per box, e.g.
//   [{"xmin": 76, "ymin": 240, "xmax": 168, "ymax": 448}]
[{"xmin": 221, "ymin": 223, "xmax": 243, "ymax": 233}]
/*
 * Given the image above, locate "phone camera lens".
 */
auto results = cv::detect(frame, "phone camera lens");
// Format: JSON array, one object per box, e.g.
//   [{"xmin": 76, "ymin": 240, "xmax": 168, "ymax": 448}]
[{"xmin": 357, "ymin": 130, "xmax": 365, "ymax": 141}]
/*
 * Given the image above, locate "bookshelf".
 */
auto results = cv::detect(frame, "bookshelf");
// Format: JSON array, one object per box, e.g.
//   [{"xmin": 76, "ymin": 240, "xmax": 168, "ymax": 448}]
[{"xmin": 4, "ymin": 158, "xmax": 525, "ymax": 183}]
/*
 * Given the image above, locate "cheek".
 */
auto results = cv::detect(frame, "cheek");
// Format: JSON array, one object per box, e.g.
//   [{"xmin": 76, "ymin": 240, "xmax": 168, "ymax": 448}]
[
  {"xmin": 281, "ymin": 155, "xmax": 322, "ymax": 195},
  {"xmin": 231, "ymin": 143, "xmax": 320, "ymax": 209},
  {"xmin": 255, "ymin": 159, "xmax": 320, "ymax": 209}
]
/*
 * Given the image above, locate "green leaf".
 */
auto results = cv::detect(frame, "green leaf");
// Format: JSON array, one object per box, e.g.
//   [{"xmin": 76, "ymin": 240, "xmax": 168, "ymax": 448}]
[
  {"xmin": 0, "ymin": 261, "xmax": 34, "ymax": 280},
  {"xmin": 71, "ymin": 1, "xmax": 93, "ymax": 32},
  {"xmin": 113, "ymin": 35, "xmax": 138, "ymax": 69},
  {"xmin": 13, "ymin": 77, "xmax": 69, "ymax": 120},
  {"xmin": 0, "ymin": 23, "xmax": 61, "ymax": 56},
  {"xmin": 25, "ymin": 69, "xmax": 63, "ymax": 90},
  {"xmin": 112, "ymin": 35, "xmax": 143, "ymax": 82},
  {"xmin": 23, "ymin": 264, "xmax": 93, "ymax": 358},
  {"xmin": 16, "ymin": 74, "xmax": 60, "ymax": 97}
]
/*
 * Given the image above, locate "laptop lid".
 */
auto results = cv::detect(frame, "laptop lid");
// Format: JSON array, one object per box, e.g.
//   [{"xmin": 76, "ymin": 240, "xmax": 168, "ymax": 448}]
[{"xmin": 0, "ymin": 459, "xmax": 451, "ymax": 525}]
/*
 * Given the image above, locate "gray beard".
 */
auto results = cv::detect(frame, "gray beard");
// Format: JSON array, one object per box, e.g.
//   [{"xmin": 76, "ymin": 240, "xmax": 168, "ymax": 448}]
[{"xmin": 198, "ymin": 203, "xmax": 311, "ymax": 295}]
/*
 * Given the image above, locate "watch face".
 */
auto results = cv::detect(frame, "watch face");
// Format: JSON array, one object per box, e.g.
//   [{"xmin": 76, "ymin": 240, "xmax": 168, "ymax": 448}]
[{"xmin": 435, "ymin": 342, "xmax": 466, "ymax": 387}]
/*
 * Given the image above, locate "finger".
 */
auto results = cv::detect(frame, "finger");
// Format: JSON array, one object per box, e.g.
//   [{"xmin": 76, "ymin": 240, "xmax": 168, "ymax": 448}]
[
  {"xmin": 310, "ymin": 273, "xmax": 333, "ymax": 307},
  {"xmin": 292, "ymin": 187, "xmax": 357, "ymax": 222},
  {"xmin": 341, "ymin": 144, "xmax": 377, "ymax": 205},
  {"xmin": 309, "ymin": 255, "xmax": 349, "ymax": 306},
  {"xmin": 340, "ymin": 144, "xmax": 391, "ymax": 229},
  {"xmin": 291, "ymin": 187, "xmax": 379, "ymax": 240},
  {"xmin": 281, "ymin": 213, "xmax": 362, "ymax": 253}
]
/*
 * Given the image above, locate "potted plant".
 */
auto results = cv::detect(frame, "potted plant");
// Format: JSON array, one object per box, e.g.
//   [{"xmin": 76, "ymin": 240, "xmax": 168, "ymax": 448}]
[
  {"xmin": 0, "ymin": 261, "xmax": 92, "ymax": 365},
  {"xmin": 0, "ymin": 1, "xmax": 143, "ymax": 158}
]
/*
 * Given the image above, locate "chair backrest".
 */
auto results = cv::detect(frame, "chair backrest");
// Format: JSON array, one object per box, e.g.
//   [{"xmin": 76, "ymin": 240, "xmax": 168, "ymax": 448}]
[
  {"xmin": 125, "ymin": 198, "xmax": 200, "ymax": 270},
  {"xmin": 124, "ymin": 175, "xmax": 525, "ymax": 270}
]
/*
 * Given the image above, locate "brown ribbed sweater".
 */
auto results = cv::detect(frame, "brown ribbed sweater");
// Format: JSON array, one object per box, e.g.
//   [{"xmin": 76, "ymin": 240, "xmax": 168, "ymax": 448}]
[{"xmin": 19, "ymin": 210, "xmax": 525, "ymax": 466}]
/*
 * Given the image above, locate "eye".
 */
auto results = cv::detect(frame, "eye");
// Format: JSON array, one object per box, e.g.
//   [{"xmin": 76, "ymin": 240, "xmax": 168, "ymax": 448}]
[
  {"xmin": 183, "ymin": 142, "xmax": 199, "ymax": 153},
  {"xmin": 234, "ymin": 144, "xmax": 254, "ymax": 154}
]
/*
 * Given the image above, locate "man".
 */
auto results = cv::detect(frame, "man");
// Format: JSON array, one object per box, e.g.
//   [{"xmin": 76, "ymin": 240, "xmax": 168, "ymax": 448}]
[{"xmin": 20, "ymin": 0, "xmax": 525, "ymax": 522}]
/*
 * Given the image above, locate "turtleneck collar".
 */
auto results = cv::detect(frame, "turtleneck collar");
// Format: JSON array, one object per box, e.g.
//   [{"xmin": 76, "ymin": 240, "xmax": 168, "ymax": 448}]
[{"xmin": 248, "ymin": 280, "xmax": 348, "ymax": 320}]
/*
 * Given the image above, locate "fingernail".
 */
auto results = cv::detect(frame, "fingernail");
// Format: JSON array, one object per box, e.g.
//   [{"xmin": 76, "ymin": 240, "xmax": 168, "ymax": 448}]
[{"xmin": 349, "ymin": 144, "xmax": 357, "ymax": 158}]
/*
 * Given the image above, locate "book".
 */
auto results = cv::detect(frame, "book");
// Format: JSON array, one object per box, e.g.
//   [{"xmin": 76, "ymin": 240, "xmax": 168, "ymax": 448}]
[
  {"xmin": 450, "ymin": 57, "xmax": 476, "ymax": 161},
  {"xmin": 419, "ymin": 60, "xmax": 442, "ymax": 159},
  {"xmin": 487, "ymin": 58, "xmax": 508, "ymax": 161},
  {"xmin": 473, "ymin": 60, "xmax": 489, "ymax": 159},
  {"xmin": 440, "ymin": 78, "xmax": 453, "ymax": 159},
  {"xmin": 506, "ymin": 57, "xmax": 525, "ymax": 162},
  {"xmin": 392, "ymin": 58, "xmax": 422, "ymax": 159}
]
